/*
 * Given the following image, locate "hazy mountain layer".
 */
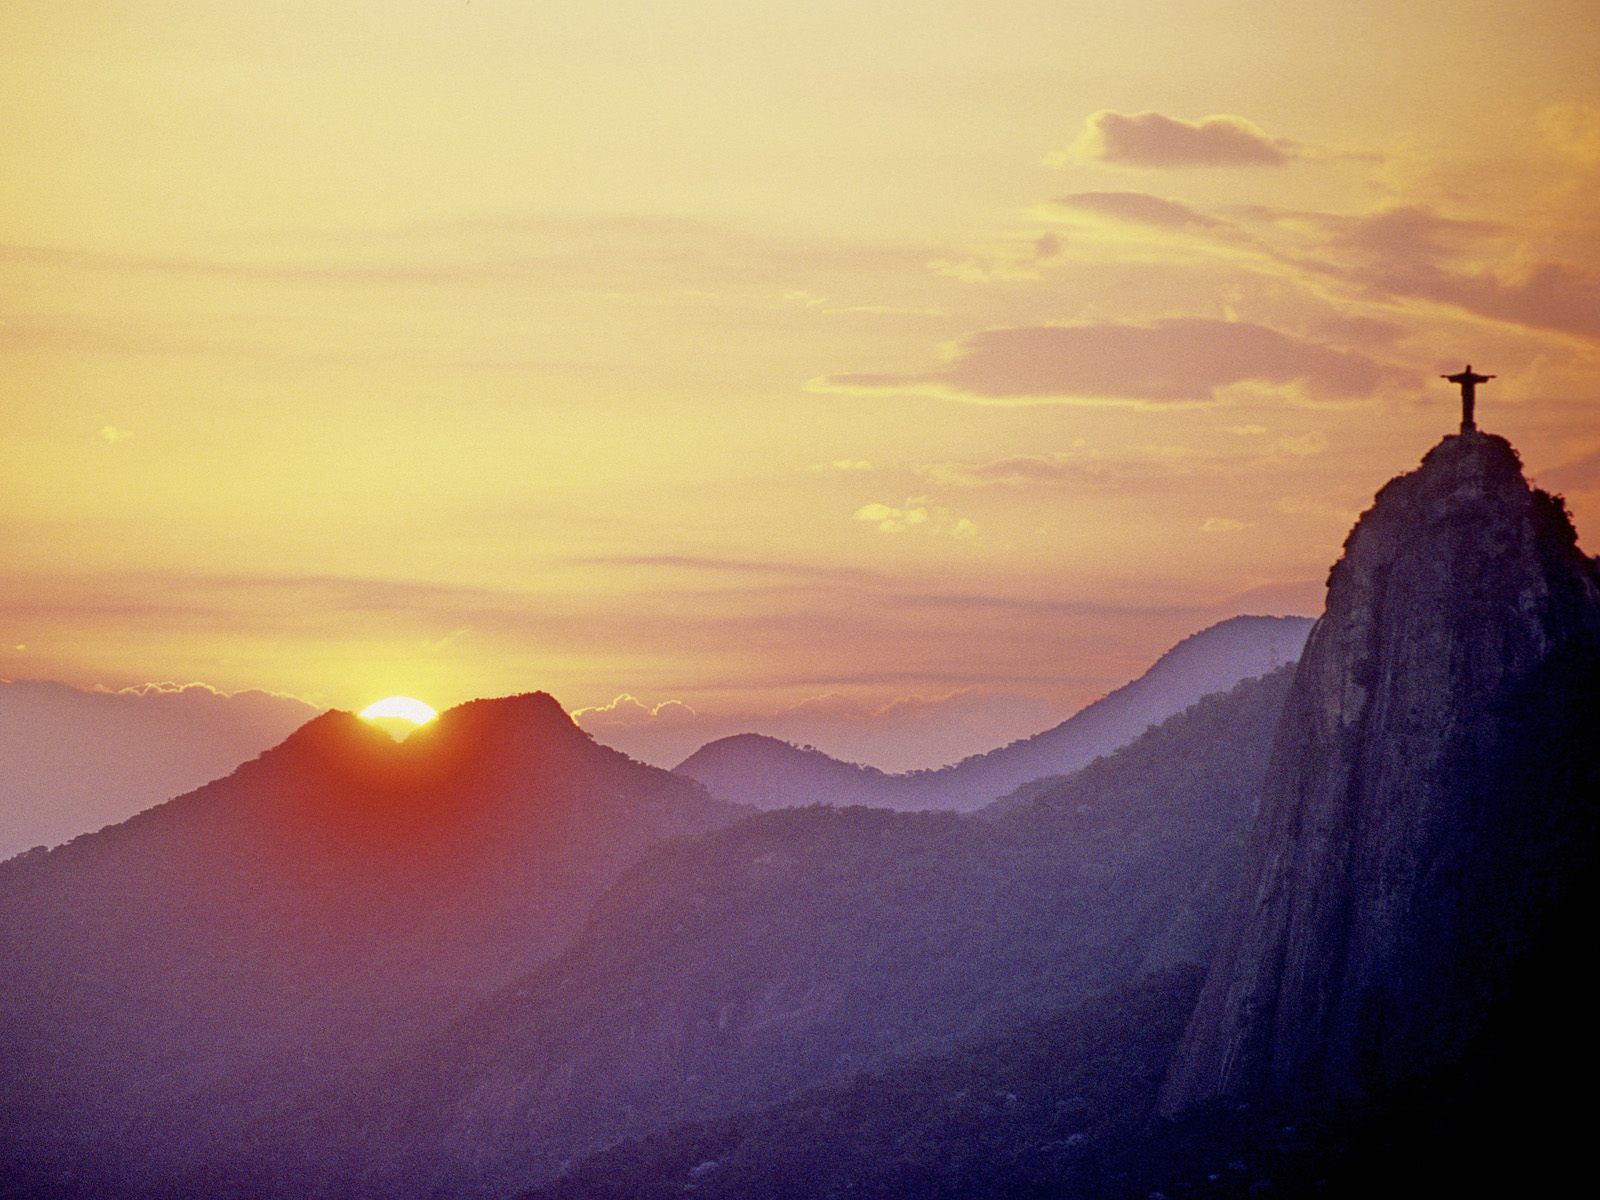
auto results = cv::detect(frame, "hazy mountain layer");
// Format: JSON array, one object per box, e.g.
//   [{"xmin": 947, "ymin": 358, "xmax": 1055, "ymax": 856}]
[
  {"xmin": 523, "ymin": 968, "xmax": 1203, "ymax": 1200},
  {"xmin": 0, "ymin": 679, "xmax": 319, "ymax": 859},
  {"xmin": 0, "ymin": 694, "xmax": 741, "ymax": 1198},
  {"xmin": 675, "ymin": 614, "xmax": 1311, "ymax": 812},
  {"xmin": 242, "ymin": 667, "xmax": 1292, "ymax": 1199}
]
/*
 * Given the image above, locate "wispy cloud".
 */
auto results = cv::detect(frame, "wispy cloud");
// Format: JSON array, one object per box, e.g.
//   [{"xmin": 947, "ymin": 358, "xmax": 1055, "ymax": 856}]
[
  {"xmin": 813, "ymin": 318, "xmax": 1403, "ymax": 407},
  {"xmin": 1046, "ymin": 191, "xmax": 1225, "ymax": 230},
  {"xmin": 1053, "ymin": 110, "xmax": 1299, "ymax": 169},
  {"xmin": 916, "ymin": 435, "xmax": 1329, "ymax": 491}
]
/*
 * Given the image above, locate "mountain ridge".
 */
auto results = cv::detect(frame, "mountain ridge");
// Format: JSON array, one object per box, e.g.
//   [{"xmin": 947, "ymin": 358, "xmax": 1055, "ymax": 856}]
[{"xmin": 676, "ymin": 614, "xmax": 1311, "ymax": 812}]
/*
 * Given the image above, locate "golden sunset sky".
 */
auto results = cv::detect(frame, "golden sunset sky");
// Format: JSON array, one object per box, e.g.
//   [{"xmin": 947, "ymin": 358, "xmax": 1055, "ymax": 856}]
[{"xmin": 4, "ymin": 1, "xmax": 1598, "ymax": 764}]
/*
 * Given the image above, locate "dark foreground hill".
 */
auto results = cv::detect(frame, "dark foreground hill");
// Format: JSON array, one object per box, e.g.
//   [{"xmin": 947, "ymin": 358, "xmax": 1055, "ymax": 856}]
[
  {"xmin": 1165, "ymin": 432, "xmax": 1600, "ymax": 1115},
  {"xmin": 232, "ymin": 667, "xmax": 1291, "ymax": 1199},
  {"xmin": 525, "ymin": 968, "xmax": 1203, "ymax": 1200},
  {"xmin": 0, "ymin": 694, "xmax": 741, "ymax": 1198},
  {"xmin": 676, "ymin": 614, "xmax": 1310, "ymax": 812}
]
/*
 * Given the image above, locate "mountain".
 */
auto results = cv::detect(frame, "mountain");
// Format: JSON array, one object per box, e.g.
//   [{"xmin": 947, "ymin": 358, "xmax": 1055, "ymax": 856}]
[
  {"xmin": 0, "ymin": 678, "xmax": 320, "ymax": 859},
  {"xmin": 675, "ymin": 613, "xmax": 1312, "ymax": 812},
  {"xmin": 524, "ymin": 968, "xmax": 1203, "ymax": 1200},
  {"xmin": 241, "ymin": 666, "xmax": 1292, "ymax": 1199},
  {"xmin": 0, "ymin": 693, "xmax": 742, "ymax": 1199},
  {"xmin": 520, "ymin": 428, "xmax": 1600, "ymax": 1200},
  {"xmin": 1162, "ymin": 432, "xmax": 1600, "ymax": 1126}
]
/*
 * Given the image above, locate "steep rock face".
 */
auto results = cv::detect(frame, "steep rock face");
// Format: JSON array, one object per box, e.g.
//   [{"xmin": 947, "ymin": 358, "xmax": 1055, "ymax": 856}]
[{"xmin": 1163, "ymin": 432, "xmax": 1600, "ymax": 1112}]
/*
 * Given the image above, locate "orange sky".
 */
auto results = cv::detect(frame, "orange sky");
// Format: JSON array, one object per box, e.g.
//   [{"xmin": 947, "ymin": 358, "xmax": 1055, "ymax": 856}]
[{"xmin": 3, "ymin": 1, "xmax": 1598, "ymax": 761}]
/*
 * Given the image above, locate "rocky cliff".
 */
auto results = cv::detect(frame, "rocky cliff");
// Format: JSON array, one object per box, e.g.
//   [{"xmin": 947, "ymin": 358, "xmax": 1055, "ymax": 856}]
[{"xmin": 1162, "ymin": 431, "xmax": 1600, "ymax": 1112}]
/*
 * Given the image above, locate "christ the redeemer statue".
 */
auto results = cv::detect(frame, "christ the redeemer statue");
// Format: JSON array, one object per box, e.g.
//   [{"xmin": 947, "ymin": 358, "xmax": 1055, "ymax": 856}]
[{"xmin": 1443, "ymin": 365, "xmax": 1493, "ymax": 434}]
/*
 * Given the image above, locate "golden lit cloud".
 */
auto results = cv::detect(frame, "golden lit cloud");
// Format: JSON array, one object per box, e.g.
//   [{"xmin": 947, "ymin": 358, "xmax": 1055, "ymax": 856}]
[{"xmin": 851, "ymin": 500, "xmax": 975, "ymax": 538}]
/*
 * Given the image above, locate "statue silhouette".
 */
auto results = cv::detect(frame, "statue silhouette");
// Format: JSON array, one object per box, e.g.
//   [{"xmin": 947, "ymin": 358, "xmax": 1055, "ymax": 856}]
[{"xmin": 1443, "ymin": 365, "xmax": 1493, "ymax": 433}]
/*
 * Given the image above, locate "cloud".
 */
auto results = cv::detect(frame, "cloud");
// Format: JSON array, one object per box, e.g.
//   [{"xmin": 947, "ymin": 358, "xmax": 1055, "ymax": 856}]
[
  {"xmin": 1275, "ymin": 431, "xmax": 1328, "ymax": 457},
  {"xmin": 1540, "ymin": 102, "xmax": 1600, "ymax": 169},
  {"xmin": 1227, "ymin": 202, "xmax": 1600, "ymax": 340},
  {"xmin": 916, "ymin": 434, "xmax": 1326, "ymax": 492},
  {"xmin": 928, "ymin": 232, "xmax": 1063, "ymax": 282},
  {"xmin": 1309, "ymin": 314, "xmax": 1410, "ymax": 347},
  {"xmin": 1047, "ymin": 191, "xmax": 1224, "ymax": 230},
  {"xmin": 813, "ymin": 318, "xmax": 1400, "ymax": 406},
  {"xmin": 807, "ymin": 459, "xmax": 874, "ymax": 473},
  {"xmin": 98, "ymin": 425, "xmax": 133, "ymax": 443},
  {"xmin": 1537, "ymin": 447, "xmax": 1600, "ymax": 494},
  {"xmin": 917, "ymin": 452, "xmax": 1160, "ymax": 490},
  {"xmin": 1259, "ymin": 203, "xmax": 1504, "ymax": 267},
  {"xmin": 1383, "ymin": 259, "xmax": 1600, "ymax": 340},
  {"xmin": 1200, "ymin": 517, "xmax": 1250, "ymax": 533},
  {"xmin": 853, "ymin": 499, "xmax": 975, "ymax": 537},
  {"xmin": 570, "ymin": 693, "xmax": 698, "ymax": 728},
  {"xmin": 1059, "ymin": 110, "xmax": 1296, "ymax": 169},
  {"xmin": 853, "ymin": 501, "xmax": 929, "ymax": 533}
]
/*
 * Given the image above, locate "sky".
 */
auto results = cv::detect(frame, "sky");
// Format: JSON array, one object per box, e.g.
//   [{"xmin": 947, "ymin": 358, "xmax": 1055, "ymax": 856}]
[{"xmin": 3, "ymin": 1, "xmax": 1598, "ymax": 768}]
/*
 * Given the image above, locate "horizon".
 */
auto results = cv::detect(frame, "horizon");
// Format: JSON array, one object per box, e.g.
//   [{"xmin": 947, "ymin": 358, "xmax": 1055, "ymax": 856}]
[
  {"xmin": 5, "ymin": 9, "xmax": 1599, "ymax": 1195},
  {"xmin": 2, "ymin": 609, "xmax": 1317, "ymax": 778},
  {"xmin": 4, "ymin": 2, "xmax": 1598, "ymax": 761}
]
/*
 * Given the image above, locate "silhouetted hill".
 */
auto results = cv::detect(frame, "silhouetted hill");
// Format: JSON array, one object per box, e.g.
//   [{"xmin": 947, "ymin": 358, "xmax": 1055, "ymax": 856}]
[
  {"xmin": 0, "ymin": 678, "xmax": 319, "ymax": 858},
  {"xmin": 0, "ymin": 693, "xmax": 742, "ymax": 1198},
  {"xmin": 1164, "ymin": 432, "xmax": 1600, "ymax": 1114},
  {"xmin": 1119, "ymin": 431, "xmax": 1600, "ymax": 1196},
  {"xmin": 675, "ymin": 614, "xmax": 1311, "ymax": 812},
  {"xmin": 240, "ymin": 666, "xmax": 1291, "ymax": 1198}
]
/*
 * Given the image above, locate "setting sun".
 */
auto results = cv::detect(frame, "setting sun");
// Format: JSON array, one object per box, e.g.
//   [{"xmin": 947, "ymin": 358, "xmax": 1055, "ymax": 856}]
[{"xmin": 359, "ymin": 697, "xmax": 438, "ymax": 726}]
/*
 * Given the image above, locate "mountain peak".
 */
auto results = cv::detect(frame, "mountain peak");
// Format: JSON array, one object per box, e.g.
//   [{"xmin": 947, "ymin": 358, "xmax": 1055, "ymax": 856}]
[
  {"xmin": 1163, "ymin": 431, "xmax": 1600, "ymax": 1112},
  {"xmin": 432, "ymin": 691, "xmax": 586, "ymax": 742},
  {"xmin": 248, "ymin": 707, "xmax": 394, "ymax": 768}
]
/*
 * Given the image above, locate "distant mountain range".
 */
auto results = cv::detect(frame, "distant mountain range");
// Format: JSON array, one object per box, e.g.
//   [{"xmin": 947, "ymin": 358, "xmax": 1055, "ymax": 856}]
[
  {"xmin": 676, "ymin": 613, "xmax": 1311, "ymax": 812},
  {"xmin": 0, "ymin": 679, "xmax": 319, "ymax": 859},
  {"xmin": 1, "ymin": 616, "xmax": 1308, "ymax": 860}
]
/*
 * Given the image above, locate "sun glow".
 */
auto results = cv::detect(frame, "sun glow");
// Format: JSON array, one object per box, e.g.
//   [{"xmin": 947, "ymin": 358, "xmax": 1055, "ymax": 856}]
[{"xmin": 359, "ymin": 697, "xmax": 438, "ymax": 726}]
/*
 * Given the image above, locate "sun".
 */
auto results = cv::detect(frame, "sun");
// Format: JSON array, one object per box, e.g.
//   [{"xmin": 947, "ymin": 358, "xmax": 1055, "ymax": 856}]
[{"xmin": 359, "ymin": 696, "xmax": 438, "ymax": 736}]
